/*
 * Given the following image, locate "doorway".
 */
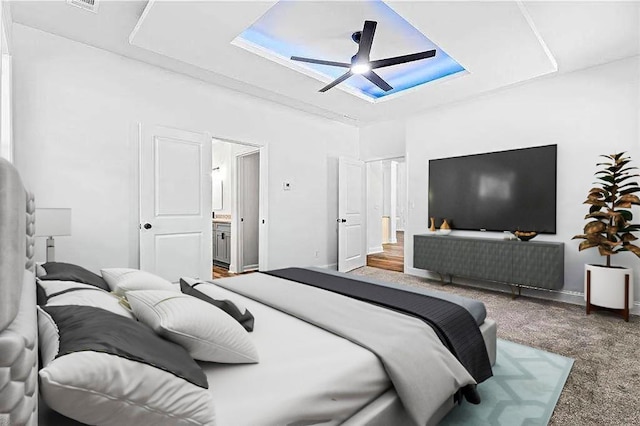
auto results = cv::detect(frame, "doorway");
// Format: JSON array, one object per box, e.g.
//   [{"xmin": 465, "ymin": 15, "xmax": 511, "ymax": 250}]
[
  {"xmin": 365, "ymin": 157, "xmax": 406, "ymax": 272},
  {"xmin": 211, "ymin": 138, "xmax": 266, "ymax": 278}
]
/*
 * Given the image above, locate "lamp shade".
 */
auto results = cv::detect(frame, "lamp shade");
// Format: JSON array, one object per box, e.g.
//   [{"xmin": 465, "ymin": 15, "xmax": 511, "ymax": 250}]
[{"xmin": 35, "ymin": 208, "xmax": 72, "ymax": 237}]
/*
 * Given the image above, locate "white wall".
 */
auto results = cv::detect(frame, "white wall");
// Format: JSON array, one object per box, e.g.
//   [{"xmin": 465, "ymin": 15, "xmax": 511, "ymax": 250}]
[
  {"xmin": 396, "ymin": 161, "xmax": 407, "ymax": 231},
  {"xmin": 12, "ymin": 24, "xmax": 358, "ymax": 273},
  {"xmin": 211, "ymin": 140, "xmax": 231, "ymax": 214},
  {"xmin": 366, "ymin": 161, "xmax": 383, "ymax": 254},
  {"xmin": 359, "ymin": 120, "xmax": 406, "ymax": 161},
  {"xmin": 212, "ymin": 139, "xmax": 254, "ymax": 216},
  {"xmin": 382, "ymin": 161, "xmax": 391, "ymax": 217},
  {"xmin": 0, "ymin": 2, "xmax": 12, "ymax": 162},
  {"xmin": 405, "ymin": 57, "xmax": 640, "ymax": 299},
  {"xmin": 389, "ymin": 161, "xmax": 397, "ymax": 243}
]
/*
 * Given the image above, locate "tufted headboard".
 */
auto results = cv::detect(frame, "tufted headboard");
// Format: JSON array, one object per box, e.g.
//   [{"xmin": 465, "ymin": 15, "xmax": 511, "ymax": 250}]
[{"xmin": 0, "ymin": 157, "xmax": 37, "ymax": 425}]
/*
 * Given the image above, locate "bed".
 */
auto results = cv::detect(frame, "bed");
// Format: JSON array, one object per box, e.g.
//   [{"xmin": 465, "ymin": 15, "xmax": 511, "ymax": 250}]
[
  {"xmin": 0, "ymin": 157, "xmax": 497, "ymax": 426},
  {"xmin": 0, "ymin": 157, "xmax": 37, "ymax": 425}
]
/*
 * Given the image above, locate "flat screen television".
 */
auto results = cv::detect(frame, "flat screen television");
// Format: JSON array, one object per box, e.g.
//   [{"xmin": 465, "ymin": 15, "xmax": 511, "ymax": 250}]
[{"xmin": 428, "ymin": 144, "xmax": 557, "ymax": 233}]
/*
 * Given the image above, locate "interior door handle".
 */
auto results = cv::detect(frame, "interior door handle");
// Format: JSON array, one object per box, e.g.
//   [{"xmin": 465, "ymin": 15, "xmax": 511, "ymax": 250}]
[
  {"xmin": 337, "ymin": 219, "xmax": 346, "ymax": 223},
  {"xmin": 143, "ymin": 223, "xmax": 152, "ymax": 230}
]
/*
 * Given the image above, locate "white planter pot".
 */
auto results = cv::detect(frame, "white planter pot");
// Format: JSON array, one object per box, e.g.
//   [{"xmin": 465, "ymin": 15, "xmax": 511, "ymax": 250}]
[{"xmin": 584, "ymin": 264, "xmax": 634, "ymax": 310}]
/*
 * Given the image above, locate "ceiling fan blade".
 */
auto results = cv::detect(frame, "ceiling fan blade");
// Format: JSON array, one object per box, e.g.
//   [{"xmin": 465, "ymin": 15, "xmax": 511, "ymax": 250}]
[
  {"xmin": 356, "ymin": 20, "xmax": 377, "ymax": 61},
  {"xmin": 369, "ymin": 50, "xmax": 436, "ymax": 69},
  {"xmin": 363, "ymin": 70, "xmax": 393, "ymax": 92},
  {"xmin": 319, "ymin": 71, "xmax": 352, "ymax": 92},
  {"xmin": 291, "ymin": 56, "xmax": 351, "ymax": 68}
]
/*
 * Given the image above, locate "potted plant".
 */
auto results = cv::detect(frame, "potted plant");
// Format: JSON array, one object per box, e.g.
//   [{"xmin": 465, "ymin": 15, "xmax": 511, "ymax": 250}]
[{"xmin": 573, "ymin": 152, "xmax": 640, "ymax": 321}]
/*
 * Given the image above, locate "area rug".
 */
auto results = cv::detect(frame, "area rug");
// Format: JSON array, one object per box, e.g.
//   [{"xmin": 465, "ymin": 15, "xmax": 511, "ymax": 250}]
[{"xmin": 441, "ymin": 339, "xmax": 574, "ymax": 426}]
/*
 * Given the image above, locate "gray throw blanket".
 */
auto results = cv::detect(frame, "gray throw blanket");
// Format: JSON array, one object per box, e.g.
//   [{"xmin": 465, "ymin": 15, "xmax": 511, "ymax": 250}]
[
  {"xmin": 265, "ymin": 267, "xmax": 492, "ymax": 385},
  {"xmin": 215, "ymin": 273, "xmax": 476, "ymax": 426}
]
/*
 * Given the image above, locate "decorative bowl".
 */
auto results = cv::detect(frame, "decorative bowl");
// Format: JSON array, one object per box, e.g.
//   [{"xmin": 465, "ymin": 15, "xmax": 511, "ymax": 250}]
[
  {"xmin": 512, "ymin": 231, "xmax": 537, "ymax": 241},
  {"xmin": 436, "ymin": 229, "xmax": 452, "ymax": 236}
]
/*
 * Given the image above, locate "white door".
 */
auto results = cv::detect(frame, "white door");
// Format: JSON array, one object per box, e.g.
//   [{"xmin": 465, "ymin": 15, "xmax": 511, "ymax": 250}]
[
  {"xmin": 338, "ymin": 157, "xmax": 366, "ymax": 272},
  {"xmin": 237, "ymin": 151, "xmax": 260, "ymax": 272},
  {"xmin": 139, "ymin": 124, "xmax": 212, "ymax": 282}
]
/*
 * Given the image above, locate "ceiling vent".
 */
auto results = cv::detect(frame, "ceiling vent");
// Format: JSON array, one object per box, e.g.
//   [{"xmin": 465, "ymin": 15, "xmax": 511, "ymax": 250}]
[{"xmin": 67, "ymin": 0, "xmax": 99, "ymax": 13}]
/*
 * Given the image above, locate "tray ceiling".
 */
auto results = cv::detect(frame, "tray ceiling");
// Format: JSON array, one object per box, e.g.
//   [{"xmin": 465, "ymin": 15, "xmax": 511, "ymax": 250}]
[
  {"xmin": 231, "ymin": 0, "xmax": 466, "ymax": 101},
  {"xmin": 10, "ymin": 1, "xmax": 640, "ymax": 125},
  {"xmin": 129, "ymin": 0, "xmax": 557, "ymax": 122}
]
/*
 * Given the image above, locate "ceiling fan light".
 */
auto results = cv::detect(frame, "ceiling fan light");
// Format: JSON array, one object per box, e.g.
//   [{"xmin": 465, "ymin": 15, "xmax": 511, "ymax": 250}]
[{"xmin": 351, "ymin": 63, "xmax": 370, "ymax": 74}]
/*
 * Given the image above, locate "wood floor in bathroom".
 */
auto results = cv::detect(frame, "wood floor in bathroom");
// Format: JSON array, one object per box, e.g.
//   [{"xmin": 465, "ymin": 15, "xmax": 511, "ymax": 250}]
[{"xmin": 212, "ymin": 265, "xmax": 237, "ymax": 279}]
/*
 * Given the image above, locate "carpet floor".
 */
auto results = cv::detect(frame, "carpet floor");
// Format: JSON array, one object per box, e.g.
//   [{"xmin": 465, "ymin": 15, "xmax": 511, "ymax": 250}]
[{"xmin": 348, "ymin": 267, "xmax": 640, "ymax": 426}]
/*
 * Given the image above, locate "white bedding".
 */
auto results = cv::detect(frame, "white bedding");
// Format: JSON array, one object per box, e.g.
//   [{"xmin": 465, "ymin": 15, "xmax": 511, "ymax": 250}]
[
  {"xmin": 215, "ymin": 273, "xmax": 478, "ymax": 425},
  {"xmin": 199, "ymin": 285, "xmax": 391, "ymax": 426}
]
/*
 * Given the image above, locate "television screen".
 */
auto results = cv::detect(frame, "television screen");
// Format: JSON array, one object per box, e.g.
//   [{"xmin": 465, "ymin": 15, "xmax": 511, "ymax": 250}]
[{"xmin": 428, "ymin": 145, "xmax": 557, "ymax": 233}]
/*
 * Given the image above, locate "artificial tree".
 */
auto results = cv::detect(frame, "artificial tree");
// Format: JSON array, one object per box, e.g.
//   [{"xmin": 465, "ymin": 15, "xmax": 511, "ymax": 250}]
[{"xmin": 573, "ymin": 152, "xmax": 640, "ymax": 266}]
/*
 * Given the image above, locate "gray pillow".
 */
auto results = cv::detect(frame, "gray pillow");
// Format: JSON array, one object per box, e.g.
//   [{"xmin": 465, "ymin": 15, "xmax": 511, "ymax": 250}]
[{"xmin": 40, "ymin": 262, "xmax": 110, "ymax": 291}]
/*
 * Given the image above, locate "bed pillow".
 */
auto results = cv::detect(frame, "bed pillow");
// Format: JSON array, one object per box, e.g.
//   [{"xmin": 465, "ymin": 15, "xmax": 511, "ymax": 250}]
[
  {"xmin": 37, "ymin": 279, "xmax": 133, "ymax": 318},
  {"xmin": 37, "ymin": 305, "xmax": 215, "ymax": 426},
  {"xmin": 180, "ymin": 278, "xmax": 255, "ymax": 332},
  {"xmin": 39, "ymin": 262, "xmax": 110, "ymax": 291},
  {"xmin": 36, "ymin": 281, "xmax": 47, "ymax": 306},
  {"xmin": 101, "ymin": 268, "xmax": 177, "ymax": 296},
  {"xmin": 36, "ymin": 263, "xmax": 47, "ymax": 277},
  {"xmin": 127, "ymin": 290, "xmax": 259, "ymax": 364}
]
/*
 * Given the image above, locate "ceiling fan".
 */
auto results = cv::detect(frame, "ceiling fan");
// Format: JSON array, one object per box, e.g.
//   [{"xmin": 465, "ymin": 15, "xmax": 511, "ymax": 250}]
[{"xmin": 291, "ymin": 20, "xmax": 436, "ymax": 93}]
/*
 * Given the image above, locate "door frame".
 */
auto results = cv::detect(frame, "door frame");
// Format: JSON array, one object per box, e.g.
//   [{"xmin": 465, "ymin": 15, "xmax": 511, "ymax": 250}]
[{"xmin": 212, "ymin": 137, "xmax": 268, "ymax": 273}]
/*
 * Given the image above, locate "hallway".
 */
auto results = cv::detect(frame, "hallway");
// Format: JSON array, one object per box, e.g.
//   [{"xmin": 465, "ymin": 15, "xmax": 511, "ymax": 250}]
[{"xmin": 366, "ymin": 231, "xmax": 404, "ymax": 272}]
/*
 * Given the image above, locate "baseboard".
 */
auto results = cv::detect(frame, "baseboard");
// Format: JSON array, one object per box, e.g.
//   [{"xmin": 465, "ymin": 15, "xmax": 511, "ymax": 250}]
[
  {"xmin": 242, "ymin": 264, "xmax": 259, "ymax": 273},
  {"xmin": 318, "ymin": 263, "xmax": 338, "ymax": 270},
  {"xmin": 405, "ymin": 267, "xmax": 640, "ymax": 316},
  {"xmin": 389, "ymin": 238, "xmax": 397, "ymax": 244},
  {"xmin": 368, "ymin": 246, "xmax": 383, "ymax": 255}
]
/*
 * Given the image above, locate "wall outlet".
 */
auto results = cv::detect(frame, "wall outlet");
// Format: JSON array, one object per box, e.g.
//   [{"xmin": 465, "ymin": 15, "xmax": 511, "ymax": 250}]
[{"xmin": 283, "ymin": 182, "xmax": 291, "ymax": 191}]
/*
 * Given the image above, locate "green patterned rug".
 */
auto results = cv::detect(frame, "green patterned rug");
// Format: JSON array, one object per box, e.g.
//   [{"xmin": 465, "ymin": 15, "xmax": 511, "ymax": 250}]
[{"xmin": 441, "ymin": 339, "xmax": 574, "ymax": 426}]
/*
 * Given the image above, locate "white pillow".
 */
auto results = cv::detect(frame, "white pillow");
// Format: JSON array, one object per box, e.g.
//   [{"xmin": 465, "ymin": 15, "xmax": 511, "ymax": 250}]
[
  {"xmin": 36, "ymin": 263, "xmax": 47, "ymax": 277},
  {"xmin": 101, "ymin": 268, "xmax": 177, "ymax": 296},
  {"xmin": 37, "ymin": 279, "xmax": 133, "ymax": 319},
  {"xmin": 37, "ymin": 305, "xmax": 215, "ymax": 426},
  {"xmin": 127, "ymin": 290, "xmax": 259, "ymax": 364},
  {"xmin": 37, "ymin": 307, "xmax": 59, "ymax": 366},
  {"xmin": 37, "ymin": 279, "xmax": 99, "ymax": 296}
]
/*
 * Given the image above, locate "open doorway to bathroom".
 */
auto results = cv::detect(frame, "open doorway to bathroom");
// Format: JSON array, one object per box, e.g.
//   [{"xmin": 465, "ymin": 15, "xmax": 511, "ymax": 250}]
[
  {"xmin": 211, "ymin": 138, "xmax": 265, "ymax": 278},
  {"xmin": 365, "ymin": 157, "xmax": 406, "ymax": 272}
]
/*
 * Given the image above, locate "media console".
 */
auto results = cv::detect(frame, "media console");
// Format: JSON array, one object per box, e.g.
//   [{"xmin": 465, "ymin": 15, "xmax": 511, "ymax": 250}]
[{"xmin": 413, "ymin": 234, "xmax": 564, "ymax": 295}]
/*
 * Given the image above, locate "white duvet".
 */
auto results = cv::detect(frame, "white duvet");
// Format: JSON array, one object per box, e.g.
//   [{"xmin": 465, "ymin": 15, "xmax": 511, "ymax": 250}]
[
  {"xmin": 213, "ymin": 273, "xmax": 476, "ymax": 426},
  {"xmin": 200, "ymin": 283, "xmax": 391, "ymax": 426}
]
